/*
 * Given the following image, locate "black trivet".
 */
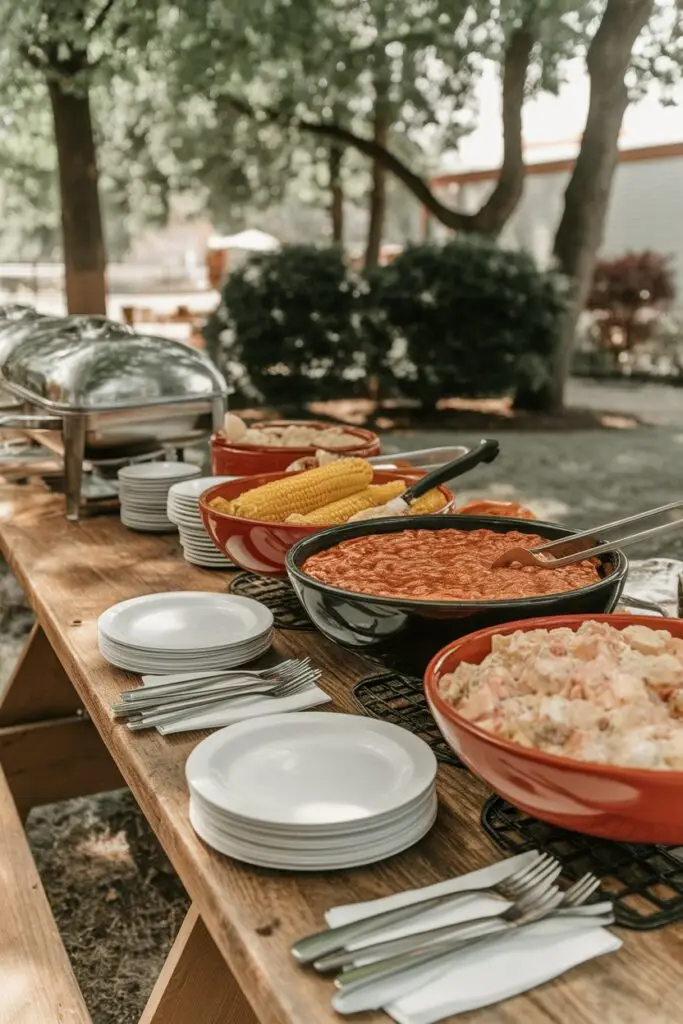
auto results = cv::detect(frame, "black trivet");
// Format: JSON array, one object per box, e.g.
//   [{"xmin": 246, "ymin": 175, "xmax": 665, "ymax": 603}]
[
  {"xmin": 229, "ymin": 573, "xmax": 314, "ymax": 631},
  {"xmin": 352, "ymin": 672, "xmax": 463, "ymax": 767},
  {"xmin": 482, "ymin": 795, "xmax": 683, "ymax": 930}
]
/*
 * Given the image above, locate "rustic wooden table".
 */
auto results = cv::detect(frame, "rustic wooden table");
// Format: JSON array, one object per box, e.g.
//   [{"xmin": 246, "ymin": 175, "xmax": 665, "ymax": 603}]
[{"xmin": 0, "ymin": 481, "xmax": 681, "ymax": 1024}]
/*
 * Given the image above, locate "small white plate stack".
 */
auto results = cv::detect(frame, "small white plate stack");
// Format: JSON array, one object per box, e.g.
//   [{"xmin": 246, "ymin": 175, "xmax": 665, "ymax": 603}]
[
  {"xmin": 187, "ymin": 712, "xmax": 438, "ymax": 871},
  {"xmin": 118, "ymin": 462, "xmax": 202, "ymax": 532},
  {"xmin": 98, "ymin": 592, "xmax": 274, "ymax": 674},
  {"xmin": 167, "ymin": 476, "xmax": 235, "ymax": 568}
]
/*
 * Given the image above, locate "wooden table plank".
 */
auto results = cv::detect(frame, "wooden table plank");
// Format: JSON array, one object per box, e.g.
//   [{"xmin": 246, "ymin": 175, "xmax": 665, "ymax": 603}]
[{"xmin": 1, "ymin": 481, "xmax": 682, "ymax": 1024}]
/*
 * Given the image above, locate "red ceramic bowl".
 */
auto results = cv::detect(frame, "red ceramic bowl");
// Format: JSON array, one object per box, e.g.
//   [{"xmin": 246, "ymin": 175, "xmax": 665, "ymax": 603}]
[
  {"xmin": 211, "ymin": 420, "xmax": 381, "ymax": 477},
  {"xmin": 425, "ymin": 613, "xmax": 683, "ymax": 844},
  {"xmin": 199, "ymin": 469, "xmax": 452, "ymax": 577}
]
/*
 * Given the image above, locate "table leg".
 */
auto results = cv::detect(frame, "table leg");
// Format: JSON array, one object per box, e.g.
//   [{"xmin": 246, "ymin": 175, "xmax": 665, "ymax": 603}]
[
  {"xmin": 0, "ymin": 623, "xmax": 124, "ymax": 815},
  {"xmin": 139, "ymin": 905, "xmax": 258, "ymax": 1024}
]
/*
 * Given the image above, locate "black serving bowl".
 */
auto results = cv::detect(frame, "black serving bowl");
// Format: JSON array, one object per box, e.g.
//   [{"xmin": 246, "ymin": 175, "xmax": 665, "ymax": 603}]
[{"xmin": 285, "ymin": 515, "xmax": 628, "ymax": 674}]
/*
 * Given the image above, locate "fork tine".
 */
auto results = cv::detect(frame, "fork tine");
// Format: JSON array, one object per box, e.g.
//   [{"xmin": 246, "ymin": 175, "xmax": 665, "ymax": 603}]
[
  {"xmin": 501, "ymin": 852, "xmax": 547, "ymax": 889},
  {"xmin": 514, "ymin": 878, "xmax": 560, "ymax": 913},
  {"xmin": 563, "ymin": 873, "xmax": 601, "ymax": 906},
  {"xmin": 513, "ymin": 858, "xmax": 561, "ymax": 895}
]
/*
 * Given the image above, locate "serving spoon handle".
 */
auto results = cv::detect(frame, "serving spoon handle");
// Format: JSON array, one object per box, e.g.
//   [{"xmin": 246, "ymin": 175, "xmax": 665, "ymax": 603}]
[{"xmin": 401, "ymin": 438, "xmax": 500, "ymax": 503}]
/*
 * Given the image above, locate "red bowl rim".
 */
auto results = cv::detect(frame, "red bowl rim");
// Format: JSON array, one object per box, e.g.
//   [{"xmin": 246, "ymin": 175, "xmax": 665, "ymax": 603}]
[
  {"xmin": 424, "ymin": 612, "xmax": 683, "ymax": 782},
  {"xmin": 198, "ymin": 468, "xmax": 448, "ymax": 536},
  {"xmin": 210, "ymin": 420, "xmax": 380, "ymax": 457}
]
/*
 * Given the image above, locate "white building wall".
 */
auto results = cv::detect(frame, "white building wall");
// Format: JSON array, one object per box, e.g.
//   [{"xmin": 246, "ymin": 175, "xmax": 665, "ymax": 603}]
[{"xmin": 431, "ymin": 155, "xmax": 683, "ymax": 304}]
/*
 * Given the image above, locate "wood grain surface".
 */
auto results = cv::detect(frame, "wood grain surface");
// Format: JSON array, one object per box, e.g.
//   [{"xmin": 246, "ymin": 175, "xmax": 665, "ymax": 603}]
[
  {"xmin": 0, "ymin": 766, "xmax": 92, "ymax": 1023},
  {"xmin": 0, "ymin": 481, "xmax": 681, "ymax": 1024}
]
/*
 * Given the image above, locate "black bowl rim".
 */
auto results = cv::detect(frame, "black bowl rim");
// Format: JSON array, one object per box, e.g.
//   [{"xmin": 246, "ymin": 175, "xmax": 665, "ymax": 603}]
[{"xmin": 285, "ymin": 514, "xmax": 628, "ymax": 611}]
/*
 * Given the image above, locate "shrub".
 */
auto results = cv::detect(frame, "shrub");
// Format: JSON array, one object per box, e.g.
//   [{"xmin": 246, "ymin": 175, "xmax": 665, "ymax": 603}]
[
  {"xmin": 586, "ymin": 250, "xmax": 676, "ymax": 354},
  {"xmin": 204, "ymin": 245, "xmax": 368, "ymax": 406},
  {"xmin": 367, "ymin": 237, "xmax": 567, "ymax": 406}
]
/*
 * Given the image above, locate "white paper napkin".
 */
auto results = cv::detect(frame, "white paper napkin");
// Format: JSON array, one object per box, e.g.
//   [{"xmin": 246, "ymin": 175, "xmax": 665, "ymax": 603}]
[
  {"xmin": 326, "ymin": 853, "xmax": 621, "ymax": 1023},
  {"xmin": 619, "ymin": 558, "xmax": 683, "ymax": 617},
  {"xmin": 139, "ymin": 672, "xmax": 331, "ymax": 735}
]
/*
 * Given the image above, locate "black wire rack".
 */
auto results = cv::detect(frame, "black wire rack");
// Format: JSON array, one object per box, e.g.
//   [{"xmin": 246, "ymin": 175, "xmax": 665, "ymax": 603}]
[
  {"xmin": 228, "ymin": 573, "xmax": 314, "ymax": 630},
  {"xmin": 482, "ymin": 795, "xmax": 683, "ymax": 930},
  {"xmin": 352, "ymin": 671, "xmax": 463, "ymax": 767}
]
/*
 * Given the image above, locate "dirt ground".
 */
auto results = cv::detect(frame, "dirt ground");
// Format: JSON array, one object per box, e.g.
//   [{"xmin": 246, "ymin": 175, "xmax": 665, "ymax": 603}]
[{"xmin": 4, "ymin": 378, "xmax": 682, "ymax": 1022}]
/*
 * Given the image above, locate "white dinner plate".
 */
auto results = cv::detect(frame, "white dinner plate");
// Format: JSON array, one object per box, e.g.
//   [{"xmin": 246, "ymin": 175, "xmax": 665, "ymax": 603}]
[
  {"xmin": 186, "ymin": 712, "xmax": 437, "ymax": 827},
  {"xmin": 119, "ymin": 463, "xmax": 201, "ymax": 482},
  {"xmin": 191, "ymin": 789, "xmax": 438, "ymax": 848},
  {"xmin": 99, "ymin": 627, "xmax": 271, "ymax": 653},
  {"xmin": 168, "ymin": 476, "xmax": 236, "ymax": 499},
  {"xmin": 189, "ymin": 797, "xmax": 438, "ymax": 870},
  {"xmin": 98, "ymin": 592, "xmax": 273, "ymax": 651},
  {"xmin": 99, "ymin": 643, "xmax": 272, "ymax": 671}
]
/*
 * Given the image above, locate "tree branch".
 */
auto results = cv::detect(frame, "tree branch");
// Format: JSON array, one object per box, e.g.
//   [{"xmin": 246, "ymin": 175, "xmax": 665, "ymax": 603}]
[
  {"xmin": 87, "ymin": 0, "xmax": 120, "ymax": 35},
  {"xmin": 224, "ymin": 27, "xmax": 533, "ymax": 236}
]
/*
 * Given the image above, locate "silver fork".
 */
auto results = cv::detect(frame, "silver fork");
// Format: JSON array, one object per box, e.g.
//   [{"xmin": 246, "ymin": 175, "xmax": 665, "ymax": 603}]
[
  {"xmin": 318, "ymin": 872, "xmax": 602, "ymax": 972},
  {"xmin": 332, "ymin": 874, "xmax": 611, "ymax": 1015},
  {"xmin": 118, "ymin": 659, "xmax": 306, "ymax": 704},
  {"xmin": 126, "ymin": 668, "xmax": 321, "ymax": 731},
  {"xmin": 290, "ymin": 853, "xmax": 560, "ymax": 965},
  {"xmin": 112, "ymin": 659, "xmax": 314, "ymax": 714}
]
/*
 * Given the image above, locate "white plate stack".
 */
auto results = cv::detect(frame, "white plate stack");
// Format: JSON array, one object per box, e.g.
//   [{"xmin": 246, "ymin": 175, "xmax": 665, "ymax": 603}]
[
  {"xmin": 187, "ymin": 712, "xmax": 438, "ymax": 871},
  {"xmin": 167, "ymin": 476, "xmax": 235, "ymax": 568},
  {"xmin": 98, "ymin": 592, "xmax": 274, "ymax": 674},
  {"xmin": 118, "ymin": 462, "xmax": 202, "ymax": 532}
]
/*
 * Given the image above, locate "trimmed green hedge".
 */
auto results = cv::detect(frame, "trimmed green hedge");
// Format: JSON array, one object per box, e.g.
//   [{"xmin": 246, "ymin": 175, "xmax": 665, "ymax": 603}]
[
  {"xmin": 204, "ymin": 245, "xmax": 367, "ymax": 406},
  {"xmin": 205, "ymin": 239, "xmax": 567, "ymax": 408}
]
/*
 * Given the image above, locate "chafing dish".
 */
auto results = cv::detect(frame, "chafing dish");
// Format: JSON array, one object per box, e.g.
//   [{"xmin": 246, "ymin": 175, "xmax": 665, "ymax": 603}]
[{"xmin": 0, "ymin": 310, "xmax": 227, "ymax": 520}]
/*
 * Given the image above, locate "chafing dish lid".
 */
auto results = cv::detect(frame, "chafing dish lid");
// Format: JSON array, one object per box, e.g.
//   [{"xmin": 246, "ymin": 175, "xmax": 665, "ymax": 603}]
[
  {"xmin": 0, "ymin": 307, "xmax": 52, "ymax": 363},
  {"xmin": 0, "ymin": 315, "xmax": 227, "ymax": 411}
]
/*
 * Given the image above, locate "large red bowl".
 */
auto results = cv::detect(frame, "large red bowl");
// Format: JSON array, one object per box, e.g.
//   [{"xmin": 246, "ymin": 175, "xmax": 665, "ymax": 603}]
[
  {"xmin": 211, "ymin": 421, "xmax": 381, "ymax": 477},
  {"xmin": 425, "ymin": 614, "xmax": 683, "ymax": 844},
  {"xmin": 199, "ymin": 469, "xmax": 451, "ymax": 577}
]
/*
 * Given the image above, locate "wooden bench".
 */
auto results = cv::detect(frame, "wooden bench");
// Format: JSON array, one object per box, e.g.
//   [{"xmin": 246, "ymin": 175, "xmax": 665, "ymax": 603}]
[{"xmin": 0, "ymin": 767, "xmax": 91, "ymax": 1023}]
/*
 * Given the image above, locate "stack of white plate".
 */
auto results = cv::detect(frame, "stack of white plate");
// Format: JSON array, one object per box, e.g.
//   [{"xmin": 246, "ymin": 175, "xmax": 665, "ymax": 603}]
[
  {"xmin": 167, "ymin": 476, "xmax": 235, "ymax": 568},
  {"xmin": 118, "ymin": 462, "xmax": 202, "ymax": 532},
  {"xmin": 98, "ymin": 592, "xmax": 274, "ymax": 674},
  {"xmin": 187, "ymin": 712, "xmax": 438, "ymax": 871}
]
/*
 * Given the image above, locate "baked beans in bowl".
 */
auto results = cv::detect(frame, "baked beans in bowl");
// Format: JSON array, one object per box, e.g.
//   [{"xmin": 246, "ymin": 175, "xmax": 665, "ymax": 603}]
[
  {"xmin": 424, "ymin": 614, "xmax": 683, "ymax": 843},
  {"xmin": 285, "ymin": 516, "xmax": 627, "ymax": 673}
]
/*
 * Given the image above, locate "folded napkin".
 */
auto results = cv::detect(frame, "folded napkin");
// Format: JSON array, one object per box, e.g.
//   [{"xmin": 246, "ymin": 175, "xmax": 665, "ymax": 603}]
[
  {"xmin": 139, "ymin": 672, "xmax": 331, "ymax": 735},
  {"xmin": 619, "ymin": 558, "xmax": 683, "ymax": 617},
  {"xmin": 326, "ymin": 853, "xmax": 621, "ymax": 1023}
]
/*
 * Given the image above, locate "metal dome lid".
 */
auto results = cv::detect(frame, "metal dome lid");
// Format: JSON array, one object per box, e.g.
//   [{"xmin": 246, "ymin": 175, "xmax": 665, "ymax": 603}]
[{"xmin": 0, "ymin": 314, "xmax": 227, "ymax": 412}]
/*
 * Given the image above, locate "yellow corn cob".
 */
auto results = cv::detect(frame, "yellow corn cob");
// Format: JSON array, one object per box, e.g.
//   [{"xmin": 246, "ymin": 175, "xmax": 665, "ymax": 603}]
[
  {"xmin": 209, "ymin": 496, "xmax": 235, "ymax": 515},
  {"xmin": 286, "ymin": 480, "xmax": 407, "ymax": 525},
  {"xmin": 229, "ymin": 458, "xmax": 373, "ymax": 522},
  {"xmin": 408, "ymin": 489, "xmax": 448, "ymax": 515}
]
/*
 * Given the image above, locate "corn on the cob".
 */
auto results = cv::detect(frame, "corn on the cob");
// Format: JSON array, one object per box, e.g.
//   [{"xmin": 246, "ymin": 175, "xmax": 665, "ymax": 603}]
[
  {"xmin": 287, "ymin": 480, "xmax": 406, "ymax": 525},
  {"xmin": 229, "ymin": 458, "xmax": 373, "ymax": 522},
  {"xmin": 209, "ymin": 496, "xmax": 235, "ymax": 515},
  {"xmin": 408, "ymin": 489, "xmax": 448, "ymax": 515}
]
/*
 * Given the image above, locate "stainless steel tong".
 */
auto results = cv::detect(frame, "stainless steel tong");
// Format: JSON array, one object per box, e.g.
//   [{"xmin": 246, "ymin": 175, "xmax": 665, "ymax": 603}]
[{"xmin": 493, "ymin": 501, "xmax": 683, "ymax": 569}]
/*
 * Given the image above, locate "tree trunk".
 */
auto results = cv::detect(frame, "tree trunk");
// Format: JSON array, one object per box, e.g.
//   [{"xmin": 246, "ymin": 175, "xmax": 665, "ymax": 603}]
[
  {"xmin": 48, "ymin": 77, "xmax": 107, "ymax": 315},
  {"xmin": 364, "ymin": 130, "xmax": 387, "ymax": 269},
  {"xmin": 329, "ymin": 143, "xmax": 344, "ymax": 245},
  {"xmin": 539, "ymin": 0, "xmax": 655, "ymax": 412}
]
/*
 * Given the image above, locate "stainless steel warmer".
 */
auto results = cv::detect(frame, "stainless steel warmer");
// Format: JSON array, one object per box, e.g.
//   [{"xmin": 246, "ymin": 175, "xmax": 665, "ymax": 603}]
[{"xmin": 0, "ymin": 308, "xmax": 228, "ymax": 520}]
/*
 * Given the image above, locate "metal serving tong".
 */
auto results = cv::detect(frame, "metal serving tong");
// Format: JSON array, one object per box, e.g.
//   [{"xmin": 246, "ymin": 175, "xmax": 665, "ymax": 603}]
[{"xmin": 493, "ymin": 501, "xmax": 683, "ymax": 569}]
